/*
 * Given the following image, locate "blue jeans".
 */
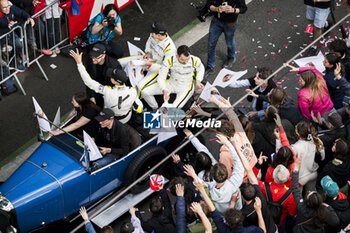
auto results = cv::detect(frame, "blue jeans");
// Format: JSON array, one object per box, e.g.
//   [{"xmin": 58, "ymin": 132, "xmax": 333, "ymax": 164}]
[
  {"xmin": 207, "ymin": 17, "xmax": 237, "ymax": 69},
  {"xmin": 35, "ymin": 17, "xmax": 48, "ymax": 50},
  {"xmin": 47, "ymin": 18, "xmax": 61, "ymax": 48},
  {"xmin": 92, "ymin": 153, "xmax": 118, "ymax": 170}
]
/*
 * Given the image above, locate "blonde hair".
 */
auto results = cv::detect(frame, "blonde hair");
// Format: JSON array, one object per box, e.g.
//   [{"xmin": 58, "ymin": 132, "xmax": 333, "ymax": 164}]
[{"xmin": 300, "ymin": 70, "xmax": 327, "ymax": 105}]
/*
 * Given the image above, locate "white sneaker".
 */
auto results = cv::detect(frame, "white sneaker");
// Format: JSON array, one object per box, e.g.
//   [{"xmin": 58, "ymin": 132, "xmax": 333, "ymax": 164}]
[
  {"xmin": 54, "ymin": 47, "xmax": 60, "ymax": 54},
  {"xmin": 50, "ymin": 52, "xmax": 57, "ymax": 58}
]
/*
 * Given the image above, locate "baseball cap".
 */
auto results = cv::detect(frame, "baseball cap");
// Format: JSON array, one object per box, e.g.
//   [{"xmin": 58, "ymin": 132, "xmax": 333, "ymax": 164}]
[
  {"xmin": 323, "ymin": 111, "xmax": 343, "ymax": 129},
  {"xmin": 151, "ymin": 21, "xmax": 167, "ymax": 34},
  {"xmin": 95, "ymin": 108, "xmax": 114, "ymax": 122},
  {"xmin": 89, "ymin": 43, "xmax": 106, "ymax": 58},
  {"xmin": 106, "ymin": 68, "xmax": 128, "ymax": 85},
  {"xmin": 273, "ymin": 165, "xmax": 290, "ymax": 184},
  {"xmin": 320, "ymin": 175, "xmax": 339, "ymax": 198},
  {"xmin": 150, "ymin": 174, "xmax": 164, "ymax": 191}
]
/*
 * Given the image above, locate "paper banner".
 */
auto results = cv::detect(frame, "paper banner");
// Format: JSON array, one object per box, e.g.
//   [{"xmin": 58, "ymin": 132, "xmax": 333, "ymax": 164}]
[
  {"xmin": 83, "ymin": 130, "xmax": 103, "ymax": 161},
  {"xmin": 127, "ymin": 41, "xmax": 145, "ymax": 56},
  {"xmin": 213, "ymin": 68, "xmax": 248, "ymax": 88},
  {"xmin": 32, "ymin": 97, "xmax": 51, "ymax": 132},
  {"xmin": 294, "ymin": 51, "xmax": 325, "ymax": 73},
  {"xmin": 199, "ymin": 82, "xmax": 221, "ymax": 102},
  {"xmin": 51, "ymin": 107, "xmax": 61, "ymax": 130}
]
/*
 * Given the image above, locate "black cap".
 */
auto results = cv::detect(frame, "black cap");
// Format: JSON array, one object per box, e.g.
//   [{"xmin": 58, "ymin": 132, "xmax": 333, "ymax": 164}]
[
  {"xmin": 89, "ymin": 43, "xmax": 106, "ymax": 58},
  {"xmin": 151, "ymin": 21, "xmax": 167, "ymax": 34},
  {"xmin": 106, "ymin": 68, "xmax": 128, "ymax": 85},
  {"xmin": 95, "ymin": 108, "xmax": 114, "ymax": 122}
]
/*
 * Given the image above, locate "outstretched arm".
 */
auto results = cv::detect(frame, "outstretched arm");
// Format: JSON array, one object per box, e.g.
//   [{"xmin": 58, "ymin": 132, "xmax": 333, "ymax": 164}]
[{"xmin": 191, "ymin": 202, "xmax": 212, "ymax": 233}]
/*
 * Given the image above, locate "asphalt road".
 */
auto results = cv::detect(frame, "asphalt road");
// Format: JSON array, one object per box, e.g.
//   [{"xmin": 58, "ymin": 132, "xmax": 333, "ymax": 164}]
[{"xmin": 0, "ymin": 0, "xmax": 349, "ymax": 231}]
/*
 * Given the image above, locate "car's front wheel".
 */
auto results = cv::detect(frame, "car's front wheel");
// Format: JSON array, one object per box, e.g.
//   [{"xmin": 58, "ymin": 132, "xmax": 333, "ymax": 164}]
[{"xmin": 124, "ymin": 145, "xmax": 167, "ymax": 193}]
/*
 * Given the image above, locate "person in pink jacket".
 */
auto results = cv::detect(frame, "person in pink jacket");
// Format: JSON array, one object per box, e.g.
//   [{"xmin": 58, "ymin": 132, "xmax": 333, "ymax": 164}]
[{"xmin": 289, "ymin": 65, "xmax": 333, "ymax": 120}]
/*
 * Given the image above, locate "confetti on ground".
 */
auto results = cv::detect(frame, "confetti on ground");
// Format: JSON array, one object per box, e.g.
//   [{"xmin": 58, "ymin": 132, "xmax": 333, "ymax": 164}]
[
  {"xmin": 50, "ymin": 64, "xmax": 57, "ymax": 69},
  {"xmin": 242, "ymin": 56, "xmax": 246, "ymax": 61},
  {"xmin": 209, "ymin": 138, "xmax": 216, "ymax": 141},
  {"xmin": 241, "ymin": 66, "xmax": 246, "ymax": 69},
  {"xmin": 296, "ymin": 15, "xmax": 301, "ymax": 17},
  {"xmin": 258, "ymin": 27, "xmax": 262, "ymax": 29}
]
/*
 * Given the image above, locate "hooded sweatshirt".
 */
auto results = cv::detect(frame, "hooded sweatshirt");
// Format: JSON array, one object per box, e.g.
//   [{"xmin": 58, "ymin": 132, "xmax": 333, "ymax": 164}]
[{"xmin": 325, "ymin": 193, "xmax": 350, "ymax": 232}]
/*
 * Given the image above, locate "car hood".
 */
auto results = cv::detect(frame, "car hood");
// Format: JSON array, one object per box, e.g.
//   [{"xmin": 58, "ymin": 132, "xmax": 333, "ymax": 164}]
[{"xmin": 0, "ymin": 142, "xmax": 86, "ymax": 232}]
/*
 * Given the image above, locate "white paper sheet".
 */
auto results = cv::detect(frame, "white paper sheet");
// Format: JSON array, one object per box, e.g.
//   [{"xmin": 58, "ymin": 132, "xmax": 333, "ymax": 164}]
[
  {"xmin": 213, "ymin": 68, "xmax": 248, "ymax": 88},
  {"xmin": 293, "ymin": 51, "xmax": 325, "ymax": 73},
  {"xmin": 32, "ymin": 97, "xmax": 51, "ymax": 132},
  {"xmin": 127, "ymin": 41, "xmax": 145, "ymax": 56},
  {"xmin": 83, "ymin": 131, "xmax": 103, "ymax": 162},
  {"xmin": 51, "ymin": 107, "xmax": 61, "ymax": 130},
  {"xmin": 199, "ymin": 82, "xmax": 221, "ymax": 102}
]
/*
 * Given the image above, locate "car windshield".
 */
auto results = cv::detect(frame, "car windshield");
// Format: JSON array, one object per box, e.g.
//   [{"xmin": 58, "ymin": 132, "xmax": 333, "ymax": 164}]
[{"xmin": 48, "ymin": 133, "xmax": 86, "ymax": 164}]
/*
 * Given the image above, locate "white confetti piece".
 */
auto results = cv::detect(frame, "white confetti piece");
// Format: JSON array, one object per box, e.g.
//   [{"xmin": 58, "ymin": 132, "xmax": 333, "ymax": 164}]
[
  {"xmin": 296, "ymin": 15, "xmax": 301, "ymax": 17},
  {"xmin": 293, "ymin": 25, "xmax": 298, "ymax": 27},
  {"xmin": 267, "ymin": 34, "xmax": 271, "ymax": 37},
  {"xmin": 268, "ymin": 42, "xmax": 272, "ymax": 45},
  {"xmin": 252, "ymin": 38, "xmax": 255, "ymax": 42},
  {"xmin": 134, "ymin": 37, "xmax": 141, "ymax": 41},
  {"xmin": 295, "ymin": 87, "xmax": 300, "ymax": 90},
  {"xmin": 287, "ymin": 36, "xmax": 291, "ymax": 39},
  {"xmin": 278, "ymin": 49, "xmax": 281, "ymax": 53},
  {"xmin": 50, "ymin": 64, "xmax": 57, "ymax": 69},
  {"xmin": 254, "ymin": 66, "xmax": 257, "ymax": 69},
  {"xmin": 264, "ymin": 54, "xmax": 268, "ymax": 57},
  {"xmin": 258, "ymin": 46, "xmax": 262, "ymax": 48},
  {"xmin": 283, "ymin": 86, "xmax": 287, "ymax": 89},
  {"xmin": 273, "ymin": 44, "xmax": 275, "ymax": 47},
  {"xmin": 274, "ymin": 18, "xmax": 278, "ymax": 22},
  {"xmin": 296, "ymin": 32, "xmax": 300, "ymax": 35},
  {"xmin": 253, "ymin": 20, "xmax": 256, "ymax": 23},
  {"xmin": 257, "ymin": 41, "xmax": 261, "ymax": 43},
  {"xmin": 288, "ymin": 41, "xmax": 292, "ymax": 43}
]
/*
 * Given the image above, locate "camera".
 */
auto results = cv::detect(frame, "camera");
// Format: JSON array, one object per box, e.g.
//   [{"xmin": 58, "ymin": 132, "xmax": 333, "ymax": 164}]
[
  {"xmin": 104, "ymin": 16, "xmax": 116, "ymax": 30},
  {"xmin": 190, "ymin": 0, "xmax": 212, "ymax": 22}
]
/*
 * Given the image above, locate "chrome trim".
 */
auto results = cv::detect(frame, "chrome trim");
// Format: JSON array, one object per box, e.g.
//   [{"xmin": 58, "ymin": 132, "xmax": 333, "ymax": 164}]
[
  {"xmin": 25, "ymin": 160, "xmax": 66, "ymax": 217},
  {"xmin": 90, "ymin": 135, "xmax": 158, "ymax": 175},
  {"xmin": 0, "ymin": 195, "xmax": 14, "ymax": 212}
]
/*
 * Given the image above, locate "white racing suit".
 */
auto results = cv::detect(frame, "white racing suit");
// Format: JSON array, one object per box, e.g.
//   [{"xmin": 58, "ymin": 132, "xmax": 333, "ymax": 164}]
[
  {"xmin": 142, "ymin": 54, "xmax": 204, "ymax": 109},
  {"xmin": 77, "ymin": 63, "xmax": 143, "ymax": 124}
]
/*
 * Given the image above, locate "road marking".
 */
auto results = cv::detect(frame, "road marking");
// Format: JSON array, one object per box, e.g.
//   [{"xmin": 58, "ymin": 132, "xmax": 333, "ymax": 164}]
[{"xmin": 173, "ymin": 0, "xmax": 253, "ymax": 47}]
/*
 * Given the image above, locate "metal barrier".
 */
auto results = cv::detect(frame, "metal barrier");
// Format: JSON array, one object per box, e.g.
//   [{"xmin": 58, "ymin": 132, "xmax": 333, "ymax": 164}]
[
  {"xmin": 0, "ymin": 25, "xmax": 27, "ymax": 95},
  {"xmin": 71, "ymin": 11, "xmax": 350, "ymax": 233},
  {"xmin": 23, "ymin": 0, "xmax": 69, "ymax": 82}
]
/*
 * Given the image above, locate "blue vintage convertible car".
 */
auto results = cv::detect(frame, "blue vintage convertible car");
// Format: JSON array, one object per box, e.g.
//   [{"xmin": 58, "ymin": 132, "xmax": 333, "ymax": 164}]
[{"xmin": 0, "ymin": 128, "xmax": 173, "ymax": 233}]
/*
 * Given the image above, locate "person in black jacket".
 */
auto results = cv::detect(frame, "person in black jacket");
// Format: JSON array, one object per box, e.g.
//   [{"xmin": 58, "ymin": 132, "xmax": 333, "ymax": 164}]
[
  {"xmin": 84, "ymin": 43, "xmax": 122, "ymax": 108},
  {"xmin": 228, "ymin": 67, "xmax": 276, "ymax": 121},
  {"xmin": 320, "ymin": 175, "xmax": 350, "ymax": 233},
  {"xmin": 267, "ymin": 87, "xmax": 308, "ymax": 125},
  {"xmin": 317, "ymin": 139, "xmax": 350, "ymax": 196},
  {"xmin": 93, "ymin": 108, "xmax": 130, "ymax": 168},
  {"xmin": 292, "ymin": 157, "xmax": 339, "ymax": 233},
  {"xmin": 328, "ymin": 39, "xmax": 350, "ymax": 82},
  {"xmin": 138, "ymin": 190, "xmax": 176, "ymax": 233}
]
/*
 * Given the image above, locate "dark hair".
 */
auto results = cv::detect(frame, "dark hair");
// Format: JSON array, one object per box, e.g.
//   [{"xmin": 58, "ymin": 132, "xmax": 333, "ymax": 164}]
[
  {"xmin": 238, "ymin": 115, "xmax": 255, "ymax": 144},
  {"xmin": 333, "ymin": 139, "xmax": 349, "ymax": 161},
  {"xmin": 186, "ymin": 201, "xmax": 209, "ymax": 223},
  {"xmin": 211, "ymin": 163, "xmax": 228, "ymax": 183},
  {"xmin": 216, "ymin": 120, "xmax": 235, "ymax": 137},
  {"xmin": 296, "ymin": 121, "xmax": 323, "ymax": 151},
  {"xmin": 328, "ymin": 39, "xmax": 347, "ymax": 57},
  {"xmin": 103, "ymin": 4, "xmax": 118, "ymax": 17},
  {"xmin": 101, "ymin": 226, "xmax": 114, "ymax": 233},
  {"xmin": 73, "ymin": 92, "xmax": 101, "ymax": 117},
  {"xmin": 271, "ymin": 146, "xmax": 294, "ymax": 169},
  {"xmin": 120, "ymin": 222, "xmax": 133, "ymax": 233},
  {"xmin": 177, "ymin": 45, "xmax": 190, "ymax": 57},
  {"xmin": 257, "ymin": 67, "xmax": 272, "ymax": 80},
  {"xmin": 305, "ymin": 192, "xmax": 326, "ymax": 228},
  {"xmin": 240, "ymin": 183, "xmax": 256, "ymax": 201},
  {"xmin": 325, "ymin": 52, "xmax": 340, "ymax": 67},
  {"xmin": 224, "ymin": 209, "xmax": 244, "ymax": 229},
  {"xmin": 269, "ymin": 87, "xmax": 289, "ymax": 108},
  {"xmin": 149, "ymin": 196, "xmax": 163, "ymax": 214},
  {"xmin": 348, "ymin": 0, "xmax": 350, "ymax": 5},
  {"xmin": 194, "ymin": 151, "xmax": 213, "ymax": 182},
  {"xmin": 265, "ymin": 105, "xmax": 279, "ymax": 123},
  {"xmin": 169, "ymin": 177, "xmax": 188, "ymax": 196}
]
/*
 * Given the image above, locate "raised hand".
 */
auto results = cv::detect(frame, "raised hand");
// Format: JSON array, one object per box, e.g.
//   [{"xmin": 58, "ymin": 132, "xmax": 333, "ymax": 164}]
[
  {"xmin": 69, "ymin": 48, "xmax": 83, "ymax": 64},
  {"xmin": 175, "ymin": 184, "xmax": 184, "ymax": 196}
]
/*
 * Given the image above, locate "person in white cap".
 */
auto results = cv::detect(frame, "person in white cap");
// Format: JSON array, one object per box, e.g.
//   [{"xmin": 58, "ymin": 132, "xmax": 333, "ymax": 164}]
[
  {"xmin": 142, "ymin": 45, "xmax": 204, "ymax": 110},
  {"xmin": 70, "ymin": 49, "xmax": 143, "ymax": 124}
]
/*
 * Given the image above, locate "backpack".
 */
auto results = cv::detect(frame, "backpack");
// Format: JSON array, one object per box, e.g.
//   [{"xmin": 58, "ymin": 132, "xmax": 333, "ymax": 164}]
[
  {"xmin": 0, "ymin": 67, "xmax": 17, "ymax": 95},
  {"xmin": 264, "ymin": 182, "xmax": 292, "ymax": 225}
]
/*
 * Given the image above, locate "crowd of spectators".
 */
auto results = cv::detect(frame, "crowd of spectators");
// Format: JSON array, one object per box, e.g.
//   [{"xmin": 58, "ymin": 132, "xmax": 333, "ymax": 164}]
[{"xmin": 2, "ymin": 0, "xmax": 350, "ymax": 232}]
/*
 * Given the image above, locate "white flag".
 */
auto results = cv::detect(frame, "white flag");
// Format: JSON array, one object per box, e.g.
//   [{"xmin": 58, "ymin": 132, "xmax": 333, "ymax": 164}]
[
  {"xmin": 213, "ymin": 68, "xmax": 248, "ymax": 88},
  {"xmin": 127, "ymin": 41, "xmax": 145, "ymax": 56},
  {"xmin": 83, "ymin": 131, "xmax": 103, "ymax": 162},
  {"xmin": 32, "ymin": 97, "xmax": 51, "ymax": 132},
  {"xmin": 51, "ymin": 107, "xmax": 61, "ymax": 130}
]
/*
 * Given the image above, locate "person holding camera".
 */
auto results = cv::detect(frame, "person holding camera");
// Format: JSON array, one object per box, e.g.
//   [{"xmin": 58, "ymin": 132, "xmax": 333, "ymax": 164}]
[
  {"xmin": 204, "ymin": 0, "xmax": 247, "ymax": 77},
  {"xmin": 86, "ymin": 4, "xmax": 123, "ymax": 59}
]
